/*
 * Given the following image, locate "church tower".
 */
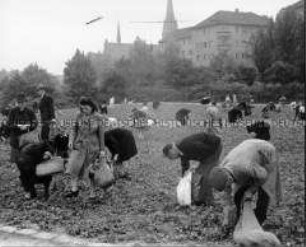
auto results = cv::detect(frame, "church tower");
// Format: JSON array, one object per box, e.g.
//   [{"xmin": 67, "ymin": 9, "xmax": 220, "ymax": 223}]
[
  {"xmin": 162, "ymin": 0, "xmax": 178, "ymax": 39},
  {"xmin": 117, "ymin": 21, "xmax": 121, "ymax": 43}
]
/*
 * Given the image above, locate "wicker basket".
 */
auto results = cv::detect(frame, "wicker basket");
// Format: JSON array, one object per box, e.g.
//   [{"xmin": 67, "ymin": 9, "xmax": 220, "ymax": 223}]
[{"xmin": 36, "ymin": 157, "xmax": 65, "ymax": 176}]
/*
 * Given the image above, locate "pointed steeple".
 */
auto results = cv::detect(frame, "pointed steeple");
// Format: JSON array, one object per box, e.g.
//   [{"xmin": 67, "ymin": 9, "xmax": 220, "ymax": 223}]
[
  {"xmin": 117, "ymin": 21, "xmax": 121, "ymax": 43},
  {"xmin": 162, "ymin": 0, "xmax": 178, "ymax": 39}
]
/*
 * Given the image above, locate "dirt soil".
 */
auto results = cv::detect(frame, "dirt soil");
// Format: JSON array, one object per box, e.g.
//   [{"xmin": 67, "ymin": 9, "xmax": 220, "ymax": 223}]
[{"xmin": 0, "ymin": 103, "xmax": 304, "ymax": 246}]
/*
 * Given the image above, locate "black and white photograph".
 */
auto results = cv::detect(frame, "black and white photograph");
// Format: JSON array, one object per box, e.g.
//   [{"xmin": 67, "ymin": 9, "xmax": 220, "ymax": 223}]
[{"xmin": 0, "ymin": 0, "xmax": 304, "ymax": 246}]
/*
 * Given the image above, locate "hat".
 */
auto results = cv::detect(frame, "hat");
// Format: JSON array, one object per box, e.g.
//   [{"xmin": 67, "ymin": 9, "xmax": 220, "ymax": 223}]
[
  {"xmin": 16, "ymin": 93, "xmax": 26, "ymax": 103},
  {"xmin": 208, "ymin": 167, "xmax": 230, "ymax": 191}
]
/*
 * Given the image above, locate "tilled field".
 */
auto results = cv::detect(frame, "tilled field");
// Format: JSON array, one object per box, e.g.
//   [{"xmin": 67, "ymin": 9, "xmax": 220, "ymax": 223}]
[{"xmin": 0, "ymin": 103, "xmax": 304, "ymax": 246}]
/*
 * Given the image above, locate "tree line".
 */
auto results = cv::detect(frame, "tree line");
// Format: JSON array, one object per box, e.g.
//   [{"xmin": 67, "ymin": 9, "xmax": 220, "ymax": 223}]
[{"xmin": 0, "ymin": 7, "xmax": 304, "ymax": 109}]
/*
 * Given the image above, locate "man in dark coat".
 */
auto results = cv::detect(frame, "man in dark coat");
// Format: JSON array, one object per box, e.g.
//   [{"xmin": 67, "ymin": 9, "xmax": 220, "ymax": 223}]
[
  {"xmin": 163, "ymin": 128, "xmax": 223, "ymax": 205},
  {"xmin": 7, "ymin": 93, "xmax": 38, "ymax": 163},
  {"xmin": 38, "ymin": 85, "xmax": 55, "ymax": 143}
]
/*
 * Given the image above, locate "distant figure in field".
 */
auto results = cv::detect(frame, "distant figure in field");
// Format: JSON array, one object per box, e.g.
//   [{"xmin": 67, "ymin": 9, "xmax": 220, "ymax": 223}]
[
  {"xmin": 228, "ymin": 102, "xmax": 252, "ymax": 123},
  {"xmin": 109, "ymin": 96, "xmax": 115, "ymax": 107},
  {"xmin": 175, "ymin": 108, "xmax": 191, "ymax": 126},
  {"xmin": 293, "ymin": 101, "xmax": 305, "ymax": 121},
  {"xmin": 99, "ymin": 100, "xmax": 108, "ymax": 115},
  {"xmin": 152, "ymin": 101, "xmax": 160, "ymax": 110},
  {"xmin": 232, "ymin": 93, "xmax": 238, "ymax": 105},
  {"xmin": 206, "ymin": 102, "xmax": 222, "ymax": 127}
]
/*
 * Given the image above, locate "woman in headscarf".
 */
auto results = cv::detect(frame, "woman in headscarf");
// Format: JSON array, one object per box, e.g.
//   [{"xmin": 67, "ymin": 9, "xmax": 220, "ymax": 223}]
[{"xmin": 65, "ymin": 97, "xmax": 108, "ymax": 198}]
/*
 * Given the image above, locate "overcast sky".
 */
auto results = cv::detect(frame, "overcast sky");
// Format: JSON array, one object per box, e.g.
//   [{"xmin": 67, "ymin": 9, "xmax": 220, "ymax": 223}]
[{"xmin": 0, "ymin": 0, "xmax": 299, "ymax": 75}]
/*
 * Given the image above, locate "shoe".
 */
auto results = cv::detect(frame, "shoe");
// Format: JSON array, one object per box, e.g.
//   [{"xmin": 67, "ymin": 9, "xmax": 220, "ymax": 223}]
[{"xmin": 64, "ymin": 190, "xmax": 79, "ymax": 198}]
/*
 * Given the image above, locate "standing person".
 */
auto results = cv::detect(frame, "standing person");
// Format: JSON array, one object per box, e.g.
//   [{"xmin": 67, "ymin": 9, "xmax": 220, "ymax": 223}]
[
  {"xmin": 206, "ymin": 102, "xmax": 222, "ymax": 128},
  {"xmin": 109, "ymin": 95, "xmax": 115, "ymax": 107},
  {"xmin": 163, "ymin": 128, "xmax": 223, "ymax": 205},
  {"xmin": 99, "ymin": 100, "xmax": 108, "ymax": 115},
  {"xmin": 38, "ymin": 85, "xmax": 55, "ymax": 143},
  {"xmin": 65, "ymin": 97, "xmax": 108, "ymax": 198},
  {"xmin": 232, "ymin": 93, "xmax": 237, "ymax": 106},
  {"xmin": 7, "ymin": 93, "xmax": 38, "ymax": 164},
  {"xmin": 208, "ymin": 139, "xmax": 282, "ymax": 231}
]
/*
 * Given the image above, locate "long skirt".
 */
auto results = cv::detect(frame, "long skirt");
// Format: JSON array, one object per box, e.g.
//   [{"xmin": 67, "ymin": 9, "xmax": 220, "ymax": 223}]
[{"xmin": 66, "ymin": 149, "xmax": 99, "ymax": 190}]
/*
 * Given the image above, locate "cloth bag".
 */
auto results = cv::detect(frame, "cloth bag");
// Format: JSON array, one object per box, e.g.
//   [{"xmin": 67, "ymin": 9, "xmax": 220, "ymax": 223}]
[
  {"xmin": 88, "ymin": 156, "xmax": 115, "ymax": 188},
  {"xmin": 176, "ymin": 170, "xmax": 193, "ymax": 206},
  {"xmin": 36, "ymin": 156, "xmax": 65, "ymax": 176}
]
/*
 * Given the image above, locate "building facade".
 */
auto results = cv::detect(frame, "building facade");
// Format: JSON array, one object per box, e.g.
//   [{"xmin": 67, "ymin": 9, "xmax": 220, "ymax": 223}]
[
  {"xmin": 103, "ymin": 0, "xmax": 302, "ymax": 68},
  {"xmin": 103, "ymin": 23, "xmax": 159, "ymax": 64},
  {"xmin": 162, "ymin": 8, "xmax": 270, "ymax": 67}
]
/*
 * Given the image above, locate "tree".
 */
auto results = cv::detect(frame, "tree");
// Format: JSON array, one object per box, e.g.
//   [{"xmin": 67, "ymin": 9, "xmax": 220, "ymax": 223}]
[
  {"xmin": 0, "ymin": 71, "xmax": 25, "ymax": 108},
  {"xmin": 100, "ymin": 72, "xmax": 127, "ymax": 102},
  {"xmin": 274, "ymin": 8, "xmax": 304, "ymax": 82},
  {"xmin": 209, "ymin": 51, "xmax": 237, "ymax": 81},
  {"xmin": 0, "ymin": 65, "xmax": 59, "ymax": 109},
  {"xmin": 263, "ymin": 60, "xmax": 298, "ymax": 84},
  {"xmin": 21, "ymin": 63, "xmax": 57, "ymax": 98},
  {"xmin": 234, "ymin": 65, "xmax": 257, "ymax": 86},
  {"xmin": 251, "ymin": 21, "xmax": 275, "ymax": 80},
  {"xmin": 275, "ymin": 9, "xmax": 300, "ymax": 63},
  {"xmin": 64, "ymin": 49, "xmax": 97, "ymax": 102}
]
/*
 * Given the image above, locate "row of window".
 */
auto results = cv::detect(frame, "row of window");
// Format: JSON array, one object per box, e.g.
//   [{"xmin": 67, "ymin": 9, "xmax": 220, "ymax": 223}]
[{"xmin": 181, "ymin": 51, "xmax": 248, "ymax": 60}]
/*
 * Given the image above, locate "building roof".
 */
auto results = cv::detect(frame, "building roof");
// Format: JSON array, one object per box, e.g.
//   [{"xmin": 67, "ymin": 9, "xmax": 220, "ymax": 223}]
[
  {"xmin": 288, "ymin": 0, "xmax": 304, "ymax": 10},
  {"xmin": 172, "ymin": 27, "xmax": 193, "ymax": 39},
  {"xmin": 281, "ymin": 0, "xmax": 304, "ymax": 13},
  {"xmin": 194, "ymin": 10, "xmax": 270, "ymax": 28}
]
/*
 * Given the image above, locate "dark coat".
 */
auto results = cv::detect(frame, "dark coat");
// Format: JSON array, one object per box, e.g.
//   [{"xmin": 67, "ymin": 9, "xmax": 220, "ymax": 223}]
[
  {"xmin": 246, "ymin": 121, "xmax": 271, "ymax": 141},
  {"xmin": 105, "ymin": 128, "xmax": 138, "ymax": 163},
  {"xmin": 177, "ymin": 132, "xmax": 221, "ymax": 162},
  {"xmin": 176, "ymin": 132, "xmax": 222, "ymax": 205},
  {"xmin": 39, "ymin": 94, "xmax": 55, "ymax": 122},
  {"xmin": 17, "ymin": 142, "xmax": 53, "ymax": 199},
  {"xmin": 175, "ymin": 108, "xmax": 191, "ymax": 126},
  {"xmin": 7, "ymin": 107, "xmax": 38, "ymax": 148},
  {"xmin": 228, "ymin": 108, "xmax": 243, "ymax": 123}
]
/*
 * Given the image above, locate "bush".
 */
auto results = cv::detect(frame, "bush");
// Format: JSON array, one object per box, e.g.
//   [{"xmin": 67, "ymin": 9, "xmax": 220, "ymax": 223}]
[
  {"xmin": 264, "ymin": 61, "xmax": 298, "ymax": 84},
  {"xmin": 234, "ymin": 65, "xmax": 257, "ymax": 86}
]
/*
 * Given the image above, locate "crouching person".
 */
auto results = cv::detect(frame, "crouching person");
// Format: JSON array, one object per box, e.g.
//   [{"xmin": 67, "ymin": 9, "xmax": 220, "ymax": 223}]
[
  {"xmin": 105, "ymin": 128, "xmax": 137, "ymax": 179},
  {"xmin": 163, "ymin": 128, "xmax": 222, "ymax": 206},
  {"xmin": 208, "ymin": 139, "xmax": 282, "ymax": 232},
  {"xmin": 17, "ymin": 142, "xmax": 54, "ymax": 200},
  {"xmin": 65, "ymin": 97, "xmax": 108, "ymax": 198}
]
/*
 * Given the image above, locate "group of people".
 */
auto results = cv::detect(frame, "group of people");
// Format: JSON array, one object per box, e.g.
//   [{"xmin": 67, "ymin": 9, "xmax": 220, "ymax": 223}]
[
  {"xmin": 3, "ymin": 89, "xmax": 282, "ymax": 237},
  {"xmin": 4, "ymin": 87, "xmax": 110, "ymax": 199},
  {"xmin": 163, "ymin": 122, "xmax": 282, "ymax": 232}
]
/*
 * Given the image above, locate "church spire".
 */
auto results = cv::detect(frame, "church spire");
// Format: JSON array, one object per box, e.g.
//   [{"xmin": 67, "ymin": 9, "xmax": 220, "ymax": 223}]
[
  {"xmin": 162, "ymin": 0, "xmax": 178, "ymax": 39},
  {"xmin": 117, "ymin": 21, "xmax": 121, "ymax": 43}
]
